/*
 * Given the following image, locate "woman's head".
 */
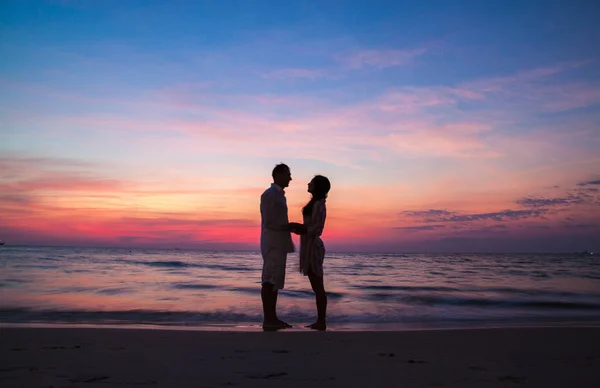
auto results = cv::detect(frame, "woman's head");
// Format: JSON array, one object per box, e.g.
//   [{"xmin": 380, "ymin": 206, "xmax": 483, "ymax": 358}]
[
  {"xmin": 303, "ymin": 175, "xmax": 331, "ymax": 216},
  {"xmin": 307, "ymin": 175, "xmax": 331, "ymax": 200}
]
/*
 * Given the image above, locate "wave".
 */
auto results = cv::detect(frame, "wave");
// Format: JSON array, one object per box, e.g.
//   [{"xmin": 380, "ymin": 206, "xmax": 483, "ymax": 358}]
[
  {"xmin": 115, "ymin": 259, "xmax": 255, "ymax": 272},
  {"xmin": 172, "ymin": 283, "xmax": 220, "ymax": 290},
  {"xmin": 2, "ymin": 307, "xmax": 600, "ymax": 327},
  {"xmin": 96, "ymin": 287, "xmax": 133, "ymax": 295},
  {"xmin": 367, "ymin": 294, "xmax": 600, "ymax": 310},
  {"xmin": 357, "ymin": 284, "xmax": 597, "ymax": 299},
  {"xmin": 145, "ymin": 260, "xmax": 190, "ymax": 268},
  {"xmin": 357, "ymin": 285, "xmax": 459, "ymax": 292},
  {"xmin": 281, "ymin": 289, "xmax": 345, "ymax": 300},
  {"xmin": 12, "ymin": 264, "xmax": 58, "ymax": 270},
  {"xmin": 0, "ymin": 308, "xmax": 262, "ymax": 324}
]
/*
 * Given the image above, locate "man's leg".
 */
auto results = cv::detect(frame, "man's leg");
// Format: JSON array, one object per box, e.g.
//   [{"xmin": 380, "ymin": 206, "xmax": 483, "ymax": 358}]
[
  {"xmin": 261, "ymin": 251, "xmax": 292, "ymax": 329},
  {"xmin": 261, "ymin": 283, "xmax": 291, "ymax": 329},
  {"xmin": 261, "ymin": 251, "xmax": 278, "ymax": 325},
  {"xmin": 261, "ymin": 282, "xmax": 278, "ymax": 323}
]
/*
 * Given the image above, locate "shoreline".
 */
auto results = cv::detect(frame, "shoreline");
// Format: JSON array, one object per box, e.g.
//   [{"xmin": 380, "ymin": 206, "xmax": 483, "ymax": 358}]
[
  {"xmin": 1, "ymin": 326, "xmax": 599, "ymax": 387},
  {"xmin": 2, "ymin": 320, "xmax": 600, "ymax": 332}
]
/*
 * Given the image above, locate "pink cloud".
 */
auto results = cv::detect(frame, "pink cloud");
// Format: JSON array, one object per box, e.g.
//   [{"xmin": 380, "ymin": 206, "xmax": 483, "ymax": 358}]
[
  {"xmin": 262, "ymin": 68, "xmax": 325, "ymax": 80},
  {"xmin": 4, "ymin": 87, "xmax": 500, "ymax": 164},
  {"xmin": 5, "ymin": 176, "xmax": 126, "ymax": 192},
  {"xmin": 536, "ymin": 82, "xmax": 600, "ymax": 111},
  {"xmin": 462, "ymin": 61, "xmax": 590, "ymax": 92},
  {"xmin": 453, "ymin": 61, "xmax": 600, "ymax": 114},
  {"xmin": 4, "ymin": 59, "xmax": 597, "ymax": 170},
  {"xmin": 337, "ymin": 47, "xmax": 428, "ymax": 69},
  {"xmin": 373, "ymin": 88, "xmax": 456, "ymax": 113}
]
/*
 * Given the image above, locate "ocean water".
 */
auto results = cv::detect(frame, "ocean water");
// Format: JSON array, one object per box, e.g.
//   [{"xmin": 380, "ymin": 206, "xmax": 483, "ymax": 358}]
[{"xmin": 1, "ymin": 246, "xmax": 599, "ymax": 331}]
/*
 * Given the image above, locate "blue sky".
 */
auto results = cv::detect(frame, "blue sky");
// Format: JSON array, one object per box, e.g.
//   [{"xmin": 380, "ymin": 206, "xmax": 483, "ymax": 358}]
[{"xmin": 1, "ymin": 0, "xmax": 599, "ymax": 251}]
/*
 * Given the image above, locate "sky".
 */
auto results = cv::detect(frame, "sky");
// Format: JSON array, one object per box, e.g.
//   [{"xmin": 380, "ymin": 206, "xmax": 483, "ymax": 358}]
[{"xmin": 1, "ymin": 0, "xmax": 599, "ymax": 252}]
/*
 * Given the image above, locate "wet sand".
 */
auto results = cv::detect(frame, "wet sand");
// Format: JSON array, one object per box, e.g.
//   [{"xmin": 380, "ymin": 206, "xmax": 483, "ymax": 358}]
[{"xmin": 1, "ymin": 327, "xmax": 599, "ymax": 387}]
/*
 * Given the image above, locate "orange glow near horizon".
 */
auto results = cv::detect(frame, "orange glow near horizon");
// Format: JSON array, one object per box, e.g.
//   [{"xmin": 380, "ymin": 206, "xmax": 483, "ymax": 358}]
[{"xmin": 2, "ymin": 168, "xmax": 599, "ymax": 252}]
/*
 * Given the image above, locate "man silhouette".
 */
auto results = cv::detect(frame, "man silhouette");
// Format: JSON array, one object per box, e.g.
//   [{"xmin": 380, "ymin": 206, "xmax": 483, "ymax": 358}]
[{"xmin": 260, "ymin": 163, "xmax": 302, "ymax": 330}]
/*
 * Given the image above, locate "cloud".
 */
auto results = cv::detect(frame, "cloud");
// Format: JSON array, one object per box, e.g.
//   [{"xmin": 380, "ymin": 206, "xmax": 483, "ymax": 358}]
[
  {"xmin": 6, "ymin": 176, "xmax": 126, "ymax": 192},
  {"xmin": 394, "ymin": 177, "xmax": 600, "ymax": 241},
  {"xmin": 457, "ymin": 61, "xmax": 600, "ymax": 113},
  {"xmin": 118, "ymin": 217, "xmax": 257, "ymax": 228},
  {"xmin": 401, "ymin": 209, "xmax": 455, "ymax": 218},
  {"xmin": 448, "ymin": 209, "xmax": 546, "ymax": 222},
  {"xmin": 262, "ymin": 68, "xmax": 325, "ymax": 80},
  {"xmin": 462, "ymin": 61, "xmax": 590, "ymax": 93},
  {"xmin": 518, "ymin": 180, "xmax": 600, "ymax": 208},
  {"xmin": 6, "ymin": 57, "xmax": 595, "ymax": 165},
  {"xmin": 394, "ymin": 224, "xmax": 446, "ymax": 231},
  {"xmin": 401, "ymin": 208, "xmax": 544, "ymax": 222},
  {"xmin": 0, "ymin": 194, "xmax": 36, "ymax": 205},
  {"xmin": 517, "ymin": 197, "xmax": 575, "ymax": 208},
  {"xmin": 0, "ymin": 156, "xmax": 97, "ymax": 174},
  {"xmin": 404, "ymin": 180, "xmax": 600, "ymax": 230},
  {"xmin": 577, "ymin": 179, "xmax": 600, "ymax": 186},
  {"xmin": 565, "ymin": 223, "xmax": 600, "ymax": 229},
  {"xmin": 0, "ymin": 154, "xmax": 267, "ymax": 246},
  {"xmin": 336, "ymin": 47, "xmax": 427, "ymax": 69}
]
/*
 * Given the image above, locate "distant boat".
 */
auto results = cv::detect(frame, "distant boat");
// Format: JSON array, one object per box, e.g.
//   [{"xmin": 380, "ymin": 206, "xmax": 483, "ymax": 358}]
[{"xmin": 0, "ymin": 240, "xmax": 4, "ymax": 246}]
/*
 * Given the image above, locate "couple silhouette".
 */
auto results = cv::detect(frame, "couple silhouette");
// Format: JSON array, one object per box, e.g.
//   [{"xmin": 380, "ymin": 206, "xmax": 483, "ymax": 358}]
[{"xmin": 260, "ymin": 163, "xmax": 330, "ymax": 331}]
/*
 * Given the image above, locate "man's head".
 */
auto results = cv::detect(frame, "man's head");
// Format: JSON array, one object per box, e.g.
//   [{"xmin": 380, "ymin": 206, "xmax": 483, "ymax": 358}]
[{"xmin": 272, "ymin": 163, "xmax": 292, "ymax": 188}]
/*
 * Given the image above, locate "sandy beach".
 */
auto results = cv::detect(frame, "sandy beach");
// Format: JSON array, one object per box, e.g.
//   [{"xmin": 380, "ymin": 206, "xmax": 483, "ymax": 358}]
[{"xmin": 1, "ymin": 326, "xmax": 599, "ymax": 387}]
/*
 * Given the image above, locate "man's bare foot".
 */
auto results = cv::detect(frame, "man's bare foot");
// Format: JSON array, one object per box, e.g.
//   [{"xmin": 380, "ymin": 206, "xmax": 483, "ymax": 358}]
[
  {"xmin": 262, "ymin": 320, "xmax": 292, "ymax": 331},
  {"xmin": 276, "ymin": 319, "xmax": 293, "ymax": 328},
  {"xmin": 305, "ymin": 322, "xmax": 327, "ymax": 331}
]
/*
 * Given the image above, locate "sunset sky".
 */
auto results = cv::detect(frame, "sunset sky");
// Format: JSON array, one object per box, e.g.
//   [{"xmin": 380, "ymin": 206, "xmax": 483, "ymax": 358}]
[{"xmin": 1, "ymin": 0, "xmax": 599, "ymax": 252}]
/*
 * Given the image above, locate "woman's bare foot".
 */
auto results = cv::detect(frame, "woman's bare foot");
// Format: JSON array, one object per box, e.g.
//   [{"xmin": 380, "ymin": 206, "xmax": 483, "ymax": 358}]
[{"xmin": 305, "ymin": 321, "xmax": 327, "ymax": 331}]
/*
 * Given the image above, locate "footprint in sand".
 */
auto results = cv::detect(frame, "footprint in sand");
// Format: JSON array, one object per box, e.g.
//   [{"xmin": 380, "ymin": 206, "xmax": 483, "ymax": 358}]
[
  {"xmin": 498, "ymin": 375, "xmax": 527, "ymax": 383},
  {"xmin": 245, "ymin": 372, "xmax": 288, "ymax": 379},
  {"xmin": 69, "ymin": 375, "xmax": 110, "ymax": 383}
]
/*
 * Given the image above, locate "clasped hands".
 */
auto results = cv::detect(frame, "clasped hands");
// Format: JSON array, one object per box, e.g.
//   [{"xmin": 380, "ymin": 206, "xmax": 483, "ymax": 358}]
[{"xmin": 288, "ymin": 222, "xmax": 306, "ymax": 235}]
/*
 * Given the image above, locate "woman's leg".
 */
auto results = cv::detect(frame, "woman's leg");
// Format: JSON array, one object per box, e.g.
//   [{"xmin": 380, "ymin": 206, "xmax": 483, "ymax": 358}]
[{"xmin": 307, "ymin": 271, "xmax": 327, "ymax": 330}]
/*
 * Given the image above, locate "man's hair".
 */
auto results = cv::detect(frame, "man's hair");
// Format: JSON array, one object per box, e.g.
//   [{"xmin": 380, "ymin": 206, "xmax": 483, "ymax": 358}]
[{"xmin": 272, "ymin": 163, "xmax": 290, "ymax": 178}]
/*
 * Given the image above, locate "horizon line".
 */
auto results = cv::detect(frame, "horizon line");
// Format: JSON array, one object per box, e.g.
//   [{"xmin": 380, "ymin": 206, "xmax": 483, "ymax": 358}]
[{"xmin": 1, "ymin": 244, "xmax": 594, "ymax": 255}]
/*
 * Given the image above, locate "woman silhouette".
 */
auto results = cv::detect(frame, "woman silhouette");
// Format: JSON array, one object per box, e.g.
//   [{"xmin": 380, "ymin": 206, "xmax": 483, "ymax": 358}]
[{"xmin": 298, "ymin": 175, "xmax": 331, "ymax": 331}]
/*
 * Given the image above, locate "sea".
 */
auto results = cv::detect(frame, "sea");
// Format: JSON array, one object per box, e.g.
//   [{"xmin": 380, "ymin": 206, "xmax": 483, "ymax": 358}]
[{"xmin": 1, "ymin": 246, "xmax": 599, "ymax": 331}]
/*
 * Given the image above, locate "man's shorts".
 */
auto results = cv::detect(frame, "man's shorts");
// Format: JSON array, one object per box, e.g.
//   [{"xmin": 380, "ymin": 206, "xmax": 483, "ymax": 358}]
[{"xmin": 261, "ymin": 249, "xmax": 287, "ymax": 290}]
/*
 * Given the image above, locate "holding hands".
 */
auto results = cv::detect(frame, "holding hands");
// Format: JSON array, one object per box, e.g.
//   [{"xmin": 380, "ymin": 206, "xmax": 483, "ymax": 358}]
[{"xmin": 288, "ymin": 222, "xmax": 306, "ymax": 235}]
